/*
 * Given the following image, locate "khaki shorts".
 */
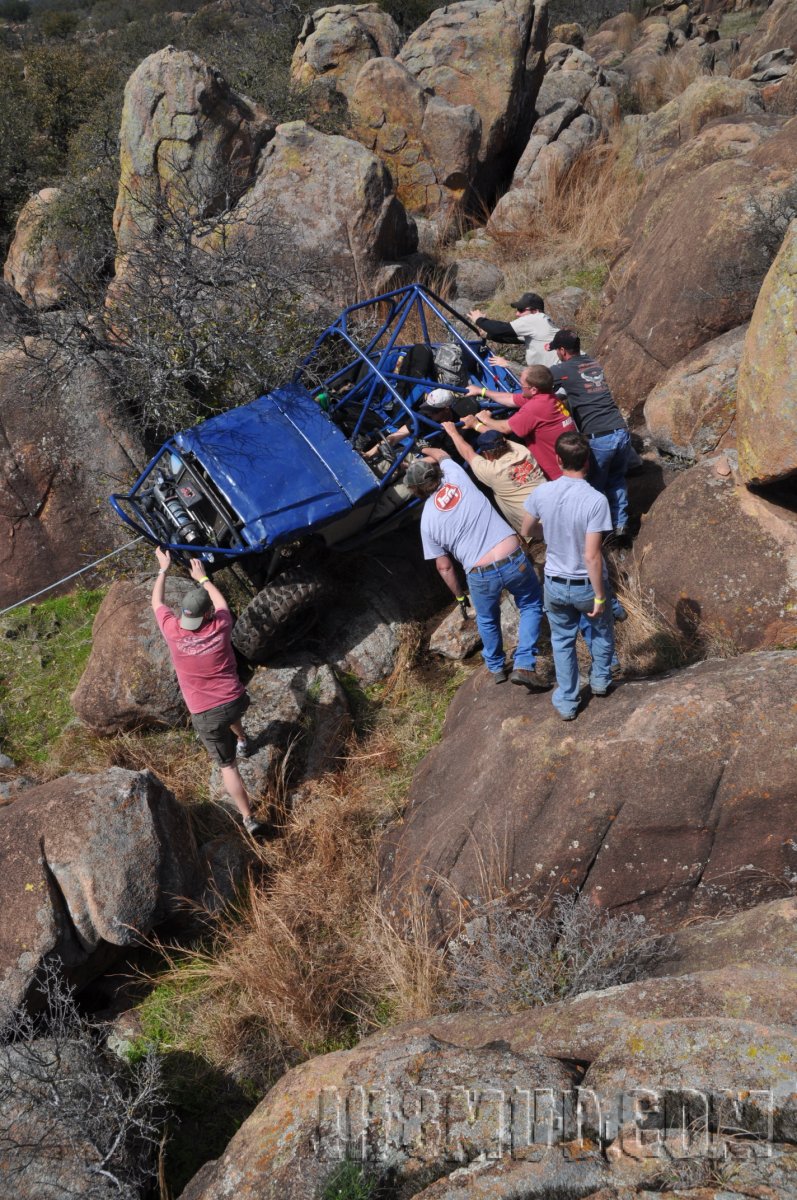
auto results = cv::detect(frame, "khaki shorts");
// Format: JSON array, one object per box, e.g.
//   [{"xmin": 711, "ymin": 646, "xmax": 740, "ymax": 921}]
[{"xmin": 191, "ymin": 693, "xmax": 250, "ymax": 766}]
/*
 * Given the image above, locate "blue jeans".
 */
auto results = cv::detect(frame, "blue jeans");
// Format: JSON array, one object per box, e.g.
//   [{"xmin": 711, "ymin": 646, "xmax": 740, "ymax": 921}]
[
  {"xmin": 544, "ymin": 576, "xmax": 615, "ymax": 717},
  {"xmin": 579, "ymin": 592, "xmax": 624, "ymax": 669},
  {"xmin": 467, "ymin": 548, "xmax": 543, "ymax": 673},
  {"xmin": 588, "ymin": 428, "xmax": 631, "ymax": 529}
]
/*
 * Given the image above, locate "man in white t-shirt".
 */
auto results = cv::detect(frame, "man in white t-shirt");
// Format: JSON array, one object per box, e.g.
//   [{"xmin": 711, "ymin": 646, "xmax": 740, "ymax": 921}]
[
  {"xmin": 522, "ymin": 431, "xmax": 615, "ymax": 720},
  {"xmin": 468, "ymin": 292, "xmax": 560, "ymax": 368},
  {"xmin": 405, "ymin": 448, "xmax": 547, "ymax": 689}
]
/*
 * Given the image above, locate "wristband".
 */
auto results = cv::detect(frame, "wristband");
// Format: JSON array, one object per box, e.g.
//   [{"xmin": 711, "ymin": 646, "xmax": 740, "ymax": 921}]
[
  {"xmin": 480, "ymin": 386, "xmax": 487, "ymax": 398},
  {"xmin": 594, "ymin": 597, "xmax": 606, "ymax": 606},
  {"xmin": 456, "ymin": 595, "xmax": 466, "ymax": 603},
  {"xmin": 198, "ymin": 575, "xmax": 210, "ymax": 584},
  {"xmin": 158, "ymin": 568, "xmax": 168, "ymax": 575},
  {"xmin": 475, "ymin": 420, "xmax": 486, "ymax": 431}
]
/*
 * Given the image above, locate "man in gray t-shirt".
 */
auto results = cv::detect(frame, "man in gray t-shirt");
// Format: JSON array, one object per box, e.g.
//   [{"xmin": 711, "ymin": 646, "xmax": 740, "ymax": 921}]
[
  {"xmin": 522, "ymin": 431, "xmax": 615, "ymax": 719},
  {"xmin": 406, "ymin": 449, "xmax": 547, "ymax": 689}
]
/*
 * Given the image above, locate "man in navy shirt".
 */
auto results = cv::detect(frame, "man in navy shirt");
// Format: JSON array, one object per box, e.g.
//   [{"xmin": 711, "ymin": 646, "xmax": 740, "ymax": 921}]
[{"xmin": 405, "ymin": 448, "xmax": 547, "ymax": 689}]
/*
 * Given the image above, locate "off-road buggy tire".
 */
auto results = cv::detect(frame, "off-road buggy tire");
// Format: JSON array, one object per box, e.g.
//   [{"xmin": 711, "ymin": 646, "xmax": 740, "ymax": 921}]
[{"xmin": 232, "ymin": 565, "xmax": 325, "ymax": 664}]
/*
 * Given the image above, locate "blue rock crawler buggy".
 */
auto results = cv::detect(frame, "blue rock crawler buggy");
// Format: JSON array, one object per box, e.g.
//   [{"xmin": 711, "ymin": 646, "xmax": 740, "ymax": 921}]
[{"xmin": 110, "ymin": 284, "xmax": 520, "ymax": 661}]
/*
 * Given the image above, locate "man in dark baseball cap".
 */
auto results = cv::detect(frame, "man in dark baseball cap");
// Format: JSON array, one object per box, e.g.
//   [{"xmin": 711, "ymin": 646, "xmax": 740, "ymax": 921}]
[
  {"xmin": 467, "ymin": 292, "xmax": 560, "ymax": 367},
  {"xmin": 439, "ymin": 422, "xmax": 545, "ymax": 536}
]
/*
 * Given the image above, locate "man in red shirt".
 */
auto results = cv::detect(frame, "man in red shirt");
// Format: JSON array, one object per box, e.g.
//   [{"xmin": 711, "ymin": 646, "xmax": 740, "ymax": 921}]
[
  {"xmin": 151, "ymin": 547, "xmax": 263, "ymax": 836},
  {"xmin": 464, "ymin": 364, "xmax": 575, "ymax": 480}
]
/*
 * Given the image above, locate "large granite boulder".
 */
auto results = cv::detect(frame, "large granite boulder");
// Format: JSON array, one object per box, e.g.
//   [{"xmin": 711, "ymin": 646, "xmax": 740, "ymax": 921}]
[
  {"xmin": 381, "ymin": 650, "xmax": 797, "ymax": 934},
  {"xmin": 179, "ymin": 1032, "xmax": 577, "ymax": 1199},
  {"xmin": 735, "ymin": 0, "xmax": 797, "ymax": 75},
  {"xmin": 631, "ymin": 75, "xmax": 763, "ymax": 165},
  {"xmin": 290, "ymin": 3, "xmax": 402, "ymax": 107},
  {"xmin": 351, "ymin": 56, "xmax": 481, "ymax": 220},
  {"xmin": 231, "ymin": 120, "xmax": 417, "ymax": 302},
  {"xmin": 635, "ymin": 455, "xmax": 797, "ymax": 650},
  {"xmin": 113, "ymin": 47, "xmax": 274, "ymax": 255},
  {"xmin": 643, "ymin": 322, "xmax": 748, "ymax": 460},
  {"xmin": 178, "ymin": 894, "xmax": 797, "ymax": 1198},
  {"xmin": 3, "ymin": 188, "xmax": 76, "ymax": 310},
  {"xmin": 0, "ymin": 768, "xmax": 199, "ymax": 1009},
  {"xmin": 0, "ymin": 343, "xmax": 144, "ymax": 611},
  {"xmin": 397, "ymin": 0, "xmax": 548, "ymax": 199},
  {"xmin": 736, "ymin": 217, "xmax": 797, "ymax": 486},
  {"xmin": 71, "ymin": 576, "xmax": 187, "ymax": 733},
  {"xmin": 595, "ymin": 112, "xmax": 797, "ymax": 416}
]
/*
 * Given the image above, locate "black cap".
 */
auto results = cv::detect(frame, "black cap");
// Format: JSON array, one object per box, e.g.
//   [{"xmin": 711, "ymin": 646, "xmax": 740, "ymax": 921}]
[
  {"xmin": 549, "ymin": 329, "xmax": 580, "ymax": 352},
  {"xmin": 510, "ymin": 292, "xmax": 544, "ymax": 312}
]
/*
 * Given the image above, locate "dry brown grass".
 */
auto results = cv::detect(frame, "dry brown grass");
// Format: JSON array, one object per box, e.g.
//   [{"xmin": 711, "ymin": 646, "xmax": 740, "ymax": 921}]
[
  {"xmin": 633, "ymin": 51, "xmax": 706, "ymax": 111},
  {"xmin": 137, "ymin": 639, "xmax": 468, "ymax": 1088}
]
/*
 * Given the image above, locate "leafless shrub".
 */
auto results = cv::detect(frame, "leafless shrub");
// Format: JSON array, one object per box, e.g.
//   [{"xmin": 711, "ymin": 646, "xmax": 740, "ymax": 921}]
[
  {"xmin": 443, "ymin": 892, "xmax": 671, "ymax": 1013},
  {"xmin": 0, "ymin": 961, "xmax": 164, "ymax": 1199}
]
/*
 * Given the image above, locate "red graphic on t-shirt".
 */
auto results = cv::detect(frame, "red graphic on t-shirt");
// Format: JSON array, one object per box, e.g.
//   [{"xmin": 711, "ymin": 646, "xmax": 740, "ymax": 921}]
[
  {"xmin": 434, "ymin": 483, "xmax": 462, "ymax": 511},
  {"xmin": 509, "ymin": 460, "xmax": 536, "ymax": 486}
]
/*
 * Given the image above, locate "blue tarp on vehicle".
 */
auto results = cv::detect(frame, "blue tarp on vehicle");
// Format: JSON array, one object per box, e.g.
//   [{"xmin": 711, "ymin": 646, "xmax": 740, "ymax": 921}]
[{"xmin": 174, "ymin": 383, "xmax": 379, "ymax": 548}]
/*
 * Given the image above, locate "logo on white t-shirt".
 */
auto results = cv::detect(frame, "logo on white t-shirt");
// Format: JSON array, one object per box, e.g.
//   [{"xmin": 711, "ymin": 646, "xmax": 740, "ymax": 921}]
[{"xmin": 434, "ymin": 484, "xmax": 462, "ymax": 511}]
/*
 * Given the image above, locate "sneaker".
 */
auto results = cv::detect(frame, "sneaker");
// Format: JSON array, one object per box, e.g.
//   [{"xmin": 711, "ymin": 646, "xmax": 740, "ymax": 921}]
[
  {"xmin": 490, "ymin": 666, "xmax": 510, "ymax": 683},
  {"xmin": 591, "ymin": 684, "xmax": 612, "ymax": 697},
  {"xmin": 243, "ymin": 815, "xmax": 265, "ymax": 837},
  {"xmin": 559, "ymin": 709, "xmax": 579, "ymax": 722},
  {"xmin": 510, "ymin": 667, "xmax": 548, "ymax": 691},
  {"xmin": 236, "ymin": 736, "xmax": 252, "ymax": 758}
]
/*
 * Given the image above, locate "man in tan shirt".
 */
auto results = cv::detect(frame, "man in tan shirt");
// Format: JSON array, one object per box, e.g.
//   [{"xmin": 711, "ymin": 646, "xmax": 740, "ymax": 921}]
[{"xmin": 441, "ymin": 421, "xmax": 544, "ymax": 535}]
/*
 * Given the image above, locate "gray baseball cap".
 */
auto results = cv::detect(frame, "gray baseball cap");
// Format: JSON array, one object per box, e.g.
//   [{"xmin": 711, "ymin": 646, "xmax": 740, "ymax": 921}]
[
  {"xmin": 404, "ymin": 458, "xmax": 442, "ymax": 490},
  {"xmin": 180, "ymin": 585, "xmax": 212, "ymax": 630}
]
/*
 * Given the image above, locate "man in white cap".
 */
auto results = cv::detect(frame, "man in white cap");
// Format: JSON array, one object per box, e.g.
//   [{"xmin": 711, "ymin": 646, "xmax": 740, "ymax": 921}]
[{"xmin": 151, "ymin": 548, "xmax": 263, "ymax": 836}]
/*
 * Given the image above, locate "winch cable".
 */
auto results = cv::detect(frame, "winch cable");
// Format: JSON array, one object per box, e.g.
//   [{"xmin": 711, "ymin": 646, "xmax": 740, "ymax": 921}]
[{"xmin": 0, "ymin": 536, "xmax": 145, "ymax": 618}]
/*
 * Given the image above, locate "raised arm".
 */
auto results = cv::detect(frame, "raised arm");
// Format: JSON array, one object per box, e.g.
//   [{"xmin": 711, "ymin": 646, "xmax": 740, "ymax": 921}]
[
  {"xmin": 151, "ymin": 547, "xmax": 171, "ymax": 614},
  {"xmin": 467, "ymin": 310, "xmax": 524, "ymax": 345},
  {"xmin": 189, "ymin": 557, "xmax": 229, "ymax": 613},
  {"xmin": 465, "ymin": 382, "xmax": 521, "ymax": 408},
  {"xmin": 441, "ymin": 421, "xmax": 477, "ymax": 465}
]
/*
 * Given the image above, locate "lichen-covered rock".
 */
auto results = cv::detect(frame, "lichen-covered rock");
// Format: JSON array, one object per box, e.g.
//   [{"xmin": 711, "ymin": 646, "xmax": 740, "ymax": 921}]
[
  {"xmin": 736, "ymin": 217, "xmax": 797, "ymax": 486},
  {"xmin": 595, "ymin": 113, "xmax": 797, "ymax": 416},
  {"xmin": 636, "ymin": 455, "xmax": 797, "ymax": 649},
  {"xmin": 381, "ymin": 650, "xmax": 797, "ymax": 934},
  {"xmin": 451, "ymin": 258, "xmax": 504, "ymax": 301},
  {"xmin": 734, "ymin": 0, "xmax": 797, "ymax": 76},
  {"xmin": 0, "ymin": 343, "xmax": 144, "ymax": 611},
  {"xmin": 71, "ymin": 576, "xmax": 187, "ymax": 733},
  {"xmin": 113, "ymin": 47, "xmax": 274, "ymax": 255},
  {"xmin": 350, "ymin": 56, "xmax": 481, "ymax": 219},
  {"xmin": 397, "ymin": 0, "xmax": 547, "ymax": 198},
  {"xmin": 643, "ymin": 323, "xmax": 747, "ymax": 460},
  {"xmin": 632, "ymin": 75, "xmax": 763, "ymax": 165},
  {"xmin": 0, "ymin": 768, "xmax": 199, "ymax": 1008},
  {"xmin": 178, "ymin": 1033, "xmax": 577, "ymax": 1199},
  {"xmin": 231, "ymin": 120, "xmax": 417, "ymax": 302},
  {"xmin": 3, "ymin": 189, "xmax": 75, "ymax": 310},
  {"xmin": 290, "ymin": 3, "xmax": 402, "ymax": 106}
]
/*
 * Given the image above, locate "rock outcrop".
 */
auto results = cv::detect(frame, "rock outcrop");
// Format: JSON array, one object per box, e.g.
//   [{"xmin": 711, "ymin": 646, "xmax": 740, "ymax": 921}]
[
  {"xmin": 351, "ymin": 57, "xmax": 481, "ymax": 221},
  {"xmin": 736, "ymin": 216, "xmax": 797, "ymax": 486},
  {"xmin": 631, "ymin": 75, "xmax": 764, "ymax": 164},
  {"xmin": 397, "ymin": 0, "xmax": 547, "ymax": 199},
  {"xmin": 3, "ymin": 188, "xmax": 75, "ymax": 310},
  {"xmin": 636, "ymin": 455, "xmax": 797, "ymax": 650},
  {"xmin": 643, "ymin": 323, "xmax": 747, "ymax": 459},
  {"xmin": 232, "ymin": 120, "xmax": 417, "ymax": 302},
  {"xmin": 179, "ymin": 896, "xmax": 797, "ymax": 1199},
  {"xmin": 71, "ymin": 576, "xmax": 187, "ymax": 733},
  {"xmin": 381, "ymin": 651, "xmax": 797, "ymax": 935},
  {"xmin": 290, "ymin": 3, "xmax": 402, "ymax": 107},
  {"xmin": 0, "ymin": 344, "xmax": 144, "ymax": 611},
  {"xmin": 113, "ymin": 46, "xmax": 275, "ymax": 255},
  {"xmin": 0, "ymin": 768, "xmax": 199, "ymax": 1009},
  {"xmin": 595, "ymin": 112, "xmax": 797, "ymax": 416},
  {"xmin": 734, "ymin": 0, "xmax": 797, "ymax": 75}
]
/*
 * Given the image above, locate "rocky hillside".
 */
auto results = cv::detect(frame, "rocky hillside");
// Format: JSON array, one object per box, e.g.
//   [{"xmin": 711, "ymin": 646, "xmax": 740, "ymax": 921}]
[{"xmin": 2, "ymin": 1, "xmax": 797, "ymax": 1197}]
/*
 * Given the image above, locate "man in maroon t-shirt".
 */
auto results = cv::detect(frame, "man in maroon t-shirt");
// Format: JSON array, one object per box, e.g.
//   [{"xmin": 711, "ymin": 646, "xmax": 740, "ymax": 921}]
[
  {"xmin": 151, "ymin": 547, "xmax": 263, "ymax": 836},
  {"xmin": 464, "ymin": 364, "xmax": 575, "ymax": 480}
]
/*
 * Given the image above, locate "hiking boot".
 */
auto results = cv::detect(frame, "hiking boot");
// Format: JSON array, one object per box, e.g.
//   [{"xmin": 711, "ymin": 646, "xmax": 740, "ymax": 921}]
[
  {"xmin": 244, "ymin": 815, "xmax": 265, "ymax": 837},
  {"xmin": 510, "ymin": 667, "xmax": 548, "ymax": 691},
  {"xmin": 591, "ymin": 683, "xmax": 612, "ymax": 697},
  {"xmin": 490, "ymin": 666, "xmax": 510, "ymax": 683},
  {"xmin": 559, "ymin": 709, "xmax": 578, "ymax": 722}
]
